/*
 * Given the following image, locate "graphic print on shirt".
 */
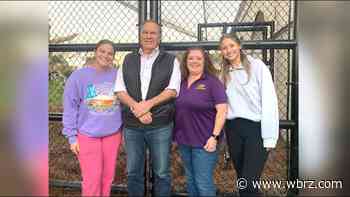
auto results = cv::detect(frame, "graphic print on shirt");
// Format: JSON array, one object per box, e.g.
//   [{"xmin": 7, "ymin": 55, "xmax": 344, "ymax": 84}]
[
  {"xmin": 195, "ymin": 84, "xmax": 206, "ymax": 91},
  {"xmin": 84, "ymin": 82, "xmax": 119, "ymax": 115}
]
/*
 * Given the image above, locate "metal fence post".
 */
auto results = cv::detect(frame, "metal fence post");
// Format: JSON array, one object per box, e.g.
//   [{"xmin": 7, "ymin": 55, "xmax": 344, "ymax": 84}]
[
  {"xmin": 288, "ymin": 2, "xmax": 299, "ymax": 196},
  {"xmin": 138, "ymin": 0, "xmax": 147, "ymax": 44},
  {"xmin": 150, "ymin": 0, "xmax": 159, "ymax": 23}
]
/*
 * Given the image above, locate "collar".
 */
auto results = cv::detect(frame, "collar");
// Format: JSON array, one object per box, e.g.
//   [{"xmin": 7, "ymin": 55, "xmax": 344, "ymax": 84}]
[
  {"xmin": 185, "ymin": 72, "xmax": 207, "ymax": 81},
  {"xmin": 183, "ymin": 72, "xmax": 208, "ymax": 88},
  {"xmin": 138, "ymin": 47, "xmax": 160, "ymax": 58}
]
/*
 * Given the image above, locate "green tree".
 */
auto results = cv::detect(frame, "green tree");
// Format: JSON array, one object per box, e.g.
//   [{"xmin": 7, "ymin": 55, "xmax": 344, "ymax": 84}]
[{"xmin": 49, "ymin": 22, "xmax": 79, "ymax": 112}]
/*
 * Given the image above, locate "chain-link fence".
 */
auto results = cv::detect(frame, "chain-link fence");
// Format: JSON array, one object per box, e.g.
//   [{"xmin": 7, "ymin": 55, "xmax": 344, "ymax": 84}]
[
  {"xmin": 160, "ymin": 1, "xmax": 294, "ymax": 42},
  {"xmin": 49, "ymin": 1, "xmax": 296, "ymax": 196},
  {"xmin": 49, "ymin": 1, "xmax": 139, "ymax": 44}
]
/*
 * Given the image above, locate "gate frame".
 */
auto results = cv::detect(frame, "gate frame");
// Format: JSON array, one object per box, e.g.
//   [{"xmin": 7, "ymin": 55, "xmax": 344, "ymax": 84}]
[{"xmin": 49, "ymin": 1, "xmax": 299, "ymax": 196}]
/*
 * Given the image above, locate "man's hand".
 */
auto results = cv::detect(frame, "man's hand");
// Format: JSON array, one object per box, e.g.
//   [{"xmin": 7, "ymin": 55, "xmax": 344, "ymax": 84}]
[
  {"xmin": 138, "ymin": 100, "xmax": 154, "ymax": 115},
  {"xmin": 131, "ymin": 100, "xmax": 154, "ymax": 118},
  {"xmin": 130, "ymin": 102, "xmax": 147, "ymax": 118},
  {"xmin": 138, "ymin": 112, "xmax": 153, "ymax": 124}
]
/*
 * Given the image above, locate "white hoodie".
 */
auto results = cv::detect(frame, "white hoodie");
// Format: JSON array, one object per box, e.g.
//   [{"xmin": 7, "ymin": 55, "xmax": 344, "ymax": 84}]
[{"xmin": 225, "ymin": 55, "xmax": 279, "ymax": 148}]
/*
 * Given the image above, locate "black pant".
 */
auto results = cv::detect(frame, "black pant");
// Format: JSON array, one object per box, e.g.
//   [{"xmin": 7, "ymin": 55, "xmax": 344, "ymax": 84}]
[{"xmin": 225, "ymin": 118, "xmax": 269, "ymax": 197}]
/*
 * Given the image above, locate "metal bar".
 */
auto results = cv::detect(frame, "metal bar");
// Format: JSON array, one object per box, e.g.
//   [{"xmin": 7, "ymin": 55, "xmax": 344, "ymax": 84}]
[
  {"xmin": 202, "ymin": 0, "xmax": 208, "ymax": 41},
  {"xmin": 198, "ymin": 26, "xmax": 269, "ymax": 40},
  {"xmin": 49, "ymin": 179, "xmax": 127, "ymax": 193},
  {"xmin": 139, "ymin": 0, "xmax": 147, "ymax": 43},
  {"xmin": 159, "ymin": 1, "xmax": 162, "ymax": 43},
  {"xmin": 287, "ymin": 128, "xmax": 291, "ymax": 184},
  {"xmin": 287, "ymin": 49, "xmax": 291, "ymax": 121},
  {"xmin": 198, "ymin": 20, "xmax": 273, "ymax": 42},
  {"xmin": 49, "ymin": 40, "xmax": 297, "ymax": 52},
  {"xmin": 49, "ymin": 43, "xmax": 138, "ymax": 52},
  {"xmin": 288, "ymin": 0, "xmax": 292, "ymax": 40},
  {"xmin": 158, "ymin": 40, "xmax": 297, "ymax": 50},
  {"xmin": 198, "ymin": 21, "xmax": 274, "ymax": 40},
  {"xmin": 149, "ymin": 0, "xmax": 153, "ymax": 19},
  {"xmin": 165, "ymin": 41, "xmax": 296, "ymax": 50},
  {"xmin": 49, "ymin": 113, "xmax": 296, "ymax": 129},
  {"xmin": 269, "ymin": 21, "xmax": 275, "ymax": 83},
  {"xmin": 150, "ymin": 0, "xmax": 159, "ymax": 23},
  {"xmin": 159, "ymin": 0, "xmax": 162, "ymax": 28},
  {"xmin": 286, "ymin": 46, "xmax": 292, "ymax": 187},
  {"xmin": 279, "ymin": 120, "xmax": 296, "ymax": 129},
  {"xmin": 288, "ymin": 2, "xmax": 299, "ymax": 196},
  {"xmin": 199, "ymin": 21, "xmax": 274, "ymax": 28},
  {"xmin": 287, "ymin": 48, "xmax": 298, "ymax": 196},
  {"xmin": 223, "ymin": 25, "xmax": 227, "ymax": 34},
  {"xmin": 197, "ymin": 24, "xmax": 203, "ymax": 41},
  {"xmin": 293, "ymin": 1, "xmax": 298, "ymax": 41},
  {"xmin": 262, "ymin": 28, "xmax": 268, "ymax": 70},
  {"xmin": 229, "ymin": 26, "xmax": 267, "ymax": 32}
]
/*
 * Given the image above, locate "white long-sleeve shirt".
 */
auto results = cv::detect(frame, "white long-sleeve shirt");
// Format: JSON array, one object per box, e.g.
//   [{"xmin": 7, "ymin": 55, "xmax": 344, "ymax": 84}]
[
  {"xmin": 114, "ymin": 47, "xmax": 181, "ymax": 100},
  {"xmin": 226, "ymin": 55, "xmax": 279, "ymax": 148}
]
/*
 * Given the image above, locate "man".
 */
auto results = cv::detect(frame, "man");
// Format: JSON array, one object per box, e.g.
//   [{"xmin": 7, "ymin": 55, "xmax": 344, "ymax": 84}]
[{"xmin": 114, "ymin": 20, "xmax": 181, "ymax": 196}]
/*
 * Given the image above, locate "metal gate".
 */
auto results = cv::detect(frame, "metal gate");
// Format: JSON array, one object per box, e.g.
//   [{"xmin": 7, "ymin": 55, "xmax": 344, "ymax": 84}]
[{"xmin": 49, "ymin": 1, "xmax": 298, "ymax": 196}]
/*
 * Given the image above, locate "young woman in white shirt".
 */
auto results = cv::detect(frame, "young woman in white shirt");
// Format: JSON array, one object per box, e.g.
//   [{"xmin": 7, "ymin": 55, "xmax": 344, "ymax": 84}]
[{"xmin": 219, "ymin": 33, "xmax": 279, "ymax": 197}]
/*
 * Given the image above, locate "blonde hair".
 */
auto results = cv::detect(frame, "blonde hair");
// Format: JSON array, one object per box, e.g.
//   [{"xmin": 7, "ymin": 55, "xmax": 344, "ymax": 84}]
[{"xmin": 219, "ymin": 33, "xmax": 251, "ymax": 87}]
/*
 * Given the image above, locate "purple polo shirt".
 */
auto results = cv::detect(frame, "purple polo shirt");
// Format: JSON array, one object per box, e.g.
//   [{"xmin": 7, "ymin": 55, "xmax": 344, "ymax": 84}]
[{"xmin": 174, "ymin": 73, "xmax": 227, "ymax": 147}]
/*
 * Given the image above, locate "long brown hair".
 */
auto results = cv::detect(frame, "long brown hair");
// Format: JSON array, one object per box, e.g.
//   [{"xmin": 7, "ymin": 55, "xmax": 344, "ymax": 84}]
[
  {"xmin": 219, "ymin": 33, "xmax": 251, "ymax": 87},
  {"xmin": 180, "ymin": 47, "xmax": 218, "ymax": 80}
]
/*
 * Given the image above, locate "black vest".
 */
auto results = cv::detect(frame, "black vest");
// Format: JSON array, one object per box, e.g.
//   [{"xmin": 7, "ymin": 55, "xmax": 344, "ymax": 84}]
[{"xmin": 122, "ymin": 50, "xmax": 176, "ymax": 129}]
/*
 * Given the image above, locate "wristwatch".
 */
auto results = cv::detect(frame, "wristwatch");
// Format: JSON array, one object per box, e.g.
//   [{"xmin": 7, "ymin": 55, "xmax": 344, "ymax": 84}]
[{"xmin": 211, "ymin": 133, "xmax": 220, "ymax": 141}]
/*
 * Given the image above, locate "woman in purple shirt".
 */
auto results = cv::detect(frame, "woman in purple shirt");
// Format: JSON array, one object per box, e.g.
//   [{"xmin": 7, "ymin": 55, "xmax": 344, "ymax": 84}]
[
  {"xmin": 174, "ymin": 47, "xmax": 228, "ymax": 196},
  {"xmin": 62, "ymin": 39, "xmax": 123, "ymax": 197}
]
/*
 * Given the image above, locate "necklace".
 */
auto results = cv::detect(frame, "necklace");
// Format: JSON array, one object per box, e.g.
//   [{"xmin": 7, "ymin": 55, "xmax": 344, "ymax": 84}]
[
  {"xmin": 228, "ymin": 66, "xmax": 244, "ymax": 72},
  {"xmin": 228, "ymin": 63, "xmax": 244, "ymax": 72}
]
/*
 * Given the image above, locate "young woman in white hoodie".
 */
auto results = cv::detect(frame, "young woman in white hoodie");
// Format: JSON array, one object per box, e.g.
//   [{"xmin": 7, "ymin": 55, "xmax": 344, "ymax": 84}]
[{"xmin": 219, "ymin": 33, "xmax": 279, "ymax": 197}]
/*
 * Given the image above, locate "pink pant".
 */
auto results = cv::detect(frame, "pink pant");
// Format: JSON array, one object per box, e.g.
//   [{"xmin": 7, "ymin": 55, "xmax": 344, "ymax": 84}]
[{"xmin": 77, "ymin": 131, "xmax": 122, "ymax": 197}]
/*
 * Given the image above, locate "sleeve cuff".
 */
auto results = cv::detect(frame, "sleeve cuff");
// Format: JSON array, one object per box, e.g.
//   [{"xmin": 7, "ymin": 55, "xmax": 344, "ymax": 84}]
[
  {"xmin": 214, "ymin": 100, "xmax": 228, "ymax": 105},
  {"xmin": 68, "ymin": 136, "xmax": 77, "ymax": 144},
  {"xmin": 263, "ymin": 138, "xmax": 277, "ymax": 148},
  {"xmin": 165, "ymin": 88, "xmax": 178, "ymax": 97},
  {"xmin": 114, "ymin": 87, "xmax": 126, "ymax": 93}
]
